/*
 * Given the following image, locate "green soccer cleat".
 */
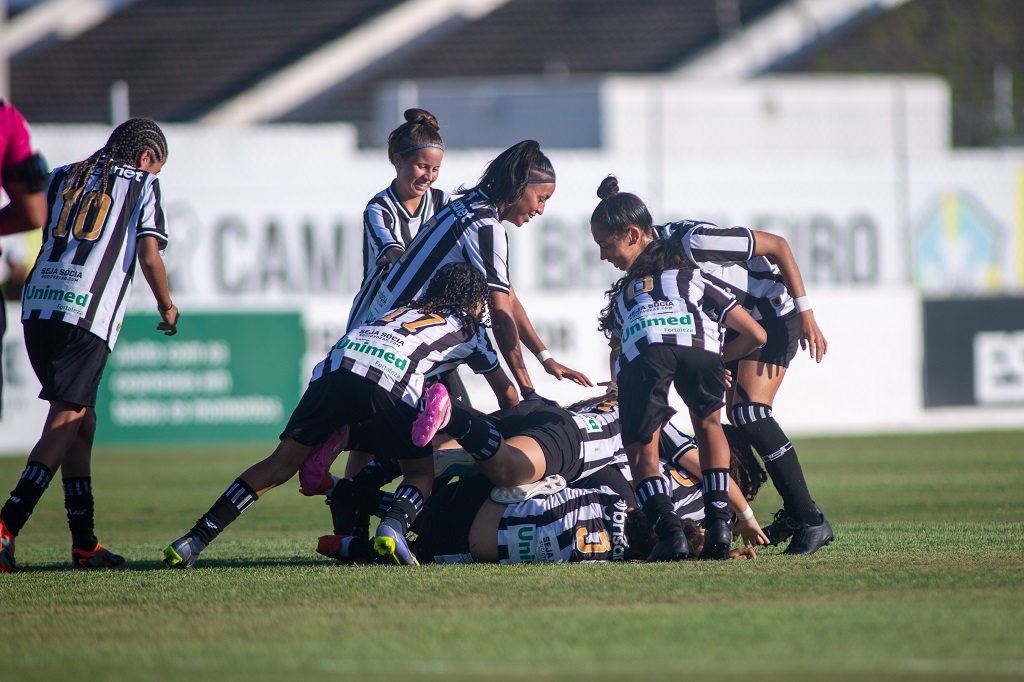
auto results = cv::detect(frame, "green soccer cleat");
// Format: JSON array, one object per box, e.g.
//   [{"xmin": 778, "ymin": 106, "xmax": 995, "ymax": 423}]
[
  {"xmin": 373, "ymin": 520, "xmax": 419, "ymax": 566},
  {"xmin": 163, "ymin": 534, "xmax": 207, "ymax": 569}
]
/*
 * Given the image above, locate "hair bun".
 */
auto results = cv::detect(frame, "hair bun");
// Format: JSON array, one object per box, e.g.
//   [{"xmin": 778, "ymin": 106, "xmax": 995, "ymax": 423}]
[
  {"xmin": 596, "ymin": 175, "xmax": 619, "ymax": 200},
  {"xmin": 404, "ymin": 108, "xmax": 439, "ymax": 130}
]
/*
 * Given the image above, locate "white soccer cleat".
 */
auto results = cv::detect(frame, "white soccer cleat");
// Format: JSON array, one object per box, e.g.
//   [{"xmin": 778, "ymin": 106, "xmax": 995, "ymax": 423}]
[{"xmin": 490, "ymin": 474, "xmax": 567, "ymax": 504}]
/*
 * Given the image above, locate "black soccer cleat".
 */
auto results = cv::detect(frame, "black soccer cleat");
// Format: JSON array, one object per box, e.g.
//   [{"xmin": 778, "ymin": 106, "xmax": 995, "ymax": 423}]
[
  {"xmin": 646, "ymin": 529, "xmax": 689, "ymax": 562},
  {"xmin": 762, "ymin": 508, "xmax": 801, "ymax": 546},
  {"xmin": 698, "ymin": 518, "xmax": 733, "ymax": 560},
  {"xmin": 783, "ymin": 512, "xmax": 834, "ymax": 555}
]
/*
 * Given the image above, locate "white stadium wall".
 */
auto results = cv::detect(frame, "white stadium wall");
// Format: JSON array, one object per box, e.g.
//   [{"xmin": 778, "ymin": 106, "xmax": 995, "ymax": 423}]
[{"xmin": 2, "ymin": 75, "xmax": 1023, "ymax": 452}]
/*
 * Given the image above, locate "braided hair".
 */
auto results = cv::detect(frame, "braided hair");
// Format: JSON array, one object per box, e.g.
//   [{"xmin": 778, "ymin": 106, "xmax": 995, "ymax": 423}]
[
  {"xmin": 61, "ymin": 117, "xmax": 168, "ymax": 201},
  {"xmin": 412, "ymin": 262, "xmax": 490, "ymax": 335}
]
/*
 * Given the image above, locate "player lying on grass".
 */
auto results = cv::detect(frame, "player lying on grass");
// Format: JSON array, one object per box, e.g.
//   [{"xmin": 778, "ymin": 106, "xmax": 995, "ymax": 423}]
[
  {"xmin": 317, "ymin": 421, "xmax": 767, "ymax": 564},
  {"xmin": 317, "ymin": 396, "xmax": 769, "ymax": 563},
  {"xmin": 162, "ymin": 263, "xmax": 517, "ymax": 569}
]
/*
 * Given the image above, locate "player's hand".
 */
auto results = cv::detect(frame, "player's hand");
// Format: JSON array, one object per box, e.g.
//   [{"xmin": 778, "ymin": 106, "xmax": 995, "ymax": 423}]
[
  {"xmin": 542, "ymin": 359, "xmax": 594, "ymax": 387},
  {"xmin": 797, "ymin": 310, "xmax": 827, "ymax": 363},
  {"xmin": 729, "ymin": 546, "xmax": 757, "ymax": 560},
  {"xmin": 734, "ymin": 515, "xmax": 769, "ymax": 547},
  {"xmin": 158, "ymin": 304, "xmax": 179, "ymax": 336},
  {"xmin": 724, "ymin": 368, "xmax": 734, "ymax": 389}
]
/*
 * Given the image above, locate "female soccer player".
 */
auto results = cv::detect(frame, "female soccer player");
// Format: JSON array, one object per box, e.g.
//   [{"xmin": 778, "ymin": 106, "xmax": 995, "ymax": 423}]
[
  {"xmin": 346, "ymin": 108, "xmax": 448, "ymax": 331},
  {"xmin": 163, "ymin": 263, "xmax": 516, "ymax": 569},
  {"xmin": 598, "ymin": 238, "xmax": 766, "ymax": 560},
  {"xmin": 1, "ymin": 118, "xmax": 177, "ymax": 572},
  {"xmin": 365, "ymin": 139, "xmax": 592, "ymax": 398},
  {"xmin": 590, "ymin": 175, "xmax": 833, "ymax": 555}
]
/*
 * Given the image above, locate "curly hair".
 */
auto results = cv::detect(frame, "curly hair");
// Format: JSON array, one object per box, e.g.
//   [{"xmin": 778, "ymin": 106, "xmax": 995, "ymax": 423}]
[
  {"xmin": 623, "ymin": 507, "xmax": 656, "ymax": 561},
  {"xmin": 62, "ymin": 118, "xmax": 167, "ymax": 201},
  {"xmin": 724, "ymin": 423, "xmax": 768, "ymax": 502},
  {"xmin": 597, "ymin": 237, "xmax": 692, "ymax": 339},
  {"xmin": 412, "ymin": 262, "xmax": 490, "ymax": 334}
]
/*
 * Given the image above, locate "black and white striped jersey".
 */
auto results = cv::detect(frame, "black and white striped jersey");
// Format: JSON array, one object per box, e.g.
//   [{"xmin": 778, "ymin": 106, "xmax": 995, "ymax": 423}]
[
  {"xmin": 657, "ymin": 220, "xmax": 794, "ymax": 320},
  {"xmin": 365, "ymin": 189, "xmax": 510, "ymax": 324},
  {"xmin": 610, "ymin": 268, "xmax": 738, "ymax": 364},
  {"xmin": 568, "ymin": 396, "xmax": 626, "ymax": 482},
  {"xmin": 21, "ymin": 162, "xmax": 167, "ymax": 348},
  {"xmin": 659, "ymin": 420, "xmax": 698, "ymax": 468},
  {"xmin": 310, "ymin": 305, "xmax": 499, "ymax": 407},
  {"xmin": 496, "ymin": 485, "xmax": 632, "ymax": 563},
  {"xmin": 347, "ymin": 185, "xmax": 449, "ymax": 330}
]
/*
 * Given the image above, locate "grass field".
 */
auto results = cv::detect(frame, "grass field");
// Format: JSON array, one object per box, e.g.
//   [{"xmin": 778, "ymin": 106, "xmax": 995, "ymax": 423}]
[{"xmin": 2, "ymin": 430, "xmax": 1023, "ymax": 681}]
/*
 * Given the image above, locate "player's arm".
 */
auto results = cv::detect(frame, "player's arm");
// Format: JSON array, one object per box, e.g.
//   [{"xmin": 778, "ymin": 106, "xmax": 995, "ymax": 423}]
[
  {"xmin": 751, "ymin": 230, "xmax": 827, "ymax": 362},
  {"xmin": 508, "ymin": 284, "xmax": 593, "ymax": 387},
  {"xmin": 721, "ymin": 305, "xmax": 767, "ymax": 363},
  {"xmin": 483, "ymin": 366, "xmax": 519, "ymax": 409},
  {"xmin": 137, "ymin": 235, "xmax": 178, "ymax": 336},
  {"xmin": 488, "ymin": 289, "xmax": 533, "ymax": 398},
  {"xmin": 0, "ymin": 155, "xmax": 48, "ymax": 235}
]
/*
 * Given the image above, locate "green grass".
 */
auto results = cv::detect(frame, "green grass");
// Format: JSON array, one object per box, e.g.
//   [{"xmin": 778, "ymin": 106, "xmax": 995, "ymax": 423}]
[{"xmin": 2, "ymin": 431, "xmax": 1023, "ymax": 681}]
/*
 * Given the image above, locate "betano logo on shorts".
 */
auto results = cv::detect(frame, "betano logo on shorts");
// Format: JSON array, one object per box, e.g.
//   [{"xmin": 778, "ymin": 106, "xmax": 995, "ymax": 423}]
[{"xmin": 24, "ymin": 283, "xmax": 91, "ymax": 314}]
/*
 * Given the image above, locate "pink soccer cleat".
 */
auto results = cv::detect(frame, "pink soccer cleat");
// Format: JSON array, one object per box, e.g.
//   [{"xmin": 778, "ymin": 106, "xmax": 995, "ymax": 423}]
[
  {"xmin": 299, "ymin": 425, "xmax": 350, "ymax": 494},
  {"xmin": 411, "ymin": 383, "xmax": 451, "ymax": 448}
]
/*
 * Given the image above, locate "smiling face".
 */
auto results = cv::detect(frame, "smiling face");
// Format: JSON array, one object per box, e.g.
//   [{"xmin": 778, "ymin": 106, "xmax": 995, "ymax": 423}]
[
  {"xmin": 393, "ymin": 147, "xmax": 443, "ymax": 205},
  {"xmin": 502, "ymin": 182, "xmax": 555, "ymax": 227},
  {"xmin": 590, "ymin": 222, "xmax": 649, "ymax": 271}
]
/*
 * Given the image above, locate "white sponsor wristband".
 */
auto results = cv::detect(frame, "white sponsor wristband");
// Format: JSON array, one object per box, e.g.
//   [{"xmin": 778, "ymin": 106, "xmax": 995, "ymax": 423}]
[
  {"xmin": 738, "ymin": 506, "xmax": 754, "ymax": 521},
  {"xmin": 794, "ymin": 296, "xmax": 812, "ymax": 313},
  {"xmin": 536, "ymin": 349, "xmax": 553, "ymax": 363}
]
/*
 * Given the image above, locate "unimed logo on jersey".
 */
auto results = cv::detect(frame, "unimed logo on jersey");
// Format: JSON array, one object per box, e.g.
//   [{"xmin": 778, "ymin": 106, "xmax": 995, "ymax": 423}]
[
  {"xmin": 622, "ymin": 302, "xmax": 695, "ymax": 344},
  {"xmin": 23, "ymin": 283, "xmax": 91, "ymax": 315},
  {"xmin": 338, "ymin": 332, "xmax": 410, "ymax": 382}
]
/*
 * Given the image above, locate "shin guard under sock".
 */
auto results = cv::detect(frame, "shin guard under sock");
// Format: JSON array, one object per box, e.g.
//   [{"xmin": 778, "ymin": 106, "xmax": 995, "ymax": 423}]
[
  {"xmin": 381, "ymin": 485, "xmax": 424, "ymax": 535},
  {"xmin": 1, "ymin": 462, "xmax": 53, "ymax": 536},
  {"xmin": 190, "ymin": 478, "xmax": 258, "ymax": 545},
  {"xmin": 635, "ymin": 476, "xmax": 680, "ymax": 539},
  {"xmin": 730, "ymin": 402, "xmax": 818, "ymax": 524},
  {"xmin": 447, "ymin": 408, "xmax": 503, "ymax": 462},
  {"xmin": 63, "ymin": 477, "xmax": 97, "ymax": 550},
  {"xmin": 701, "ymin": 468, "xmax": 731, "ymax": 523}
]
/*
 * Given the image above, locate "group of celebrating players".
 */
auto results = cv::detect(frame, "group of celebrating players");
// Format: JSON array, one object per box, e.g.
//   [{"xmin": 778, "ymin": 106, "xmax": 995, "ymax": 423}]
[{"xmin": 0, "ymin": 105, "xmax": 832, "ymax": 573}]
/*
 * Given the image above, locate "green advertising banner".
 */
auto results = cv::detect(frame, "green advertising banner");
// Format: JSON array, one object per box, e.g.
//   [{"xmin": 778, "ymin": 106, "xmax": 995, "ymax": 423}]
[{"xmin": 96, "ymin": 311, "xmax": 306, "ymax": 445}]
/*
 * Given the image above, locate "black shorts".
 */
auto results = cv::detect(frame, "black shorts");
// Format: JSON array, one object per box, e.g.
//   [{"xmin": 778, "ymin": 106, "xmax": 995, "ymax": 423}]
[
  {"xmin": 618, "ymin": 344, "xmax": 725, "ymax": 447},
  {"xmin": 415, "ymin": 476, "xmax": 494, "ymax": 564},
  {"xmin": 724, "ymin": 311, "xmax": 799, "ymax": 369},
  {"xmin": 489, "ymin": 400, "xmax": 584, "ymax": 480},
  {"xmin": 280, "ymin": 371, "xmax": 432, "ymax": 460},
  {"xmin": 23, "ymin": 319, "xmax": 110, "ymax": 408}
]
